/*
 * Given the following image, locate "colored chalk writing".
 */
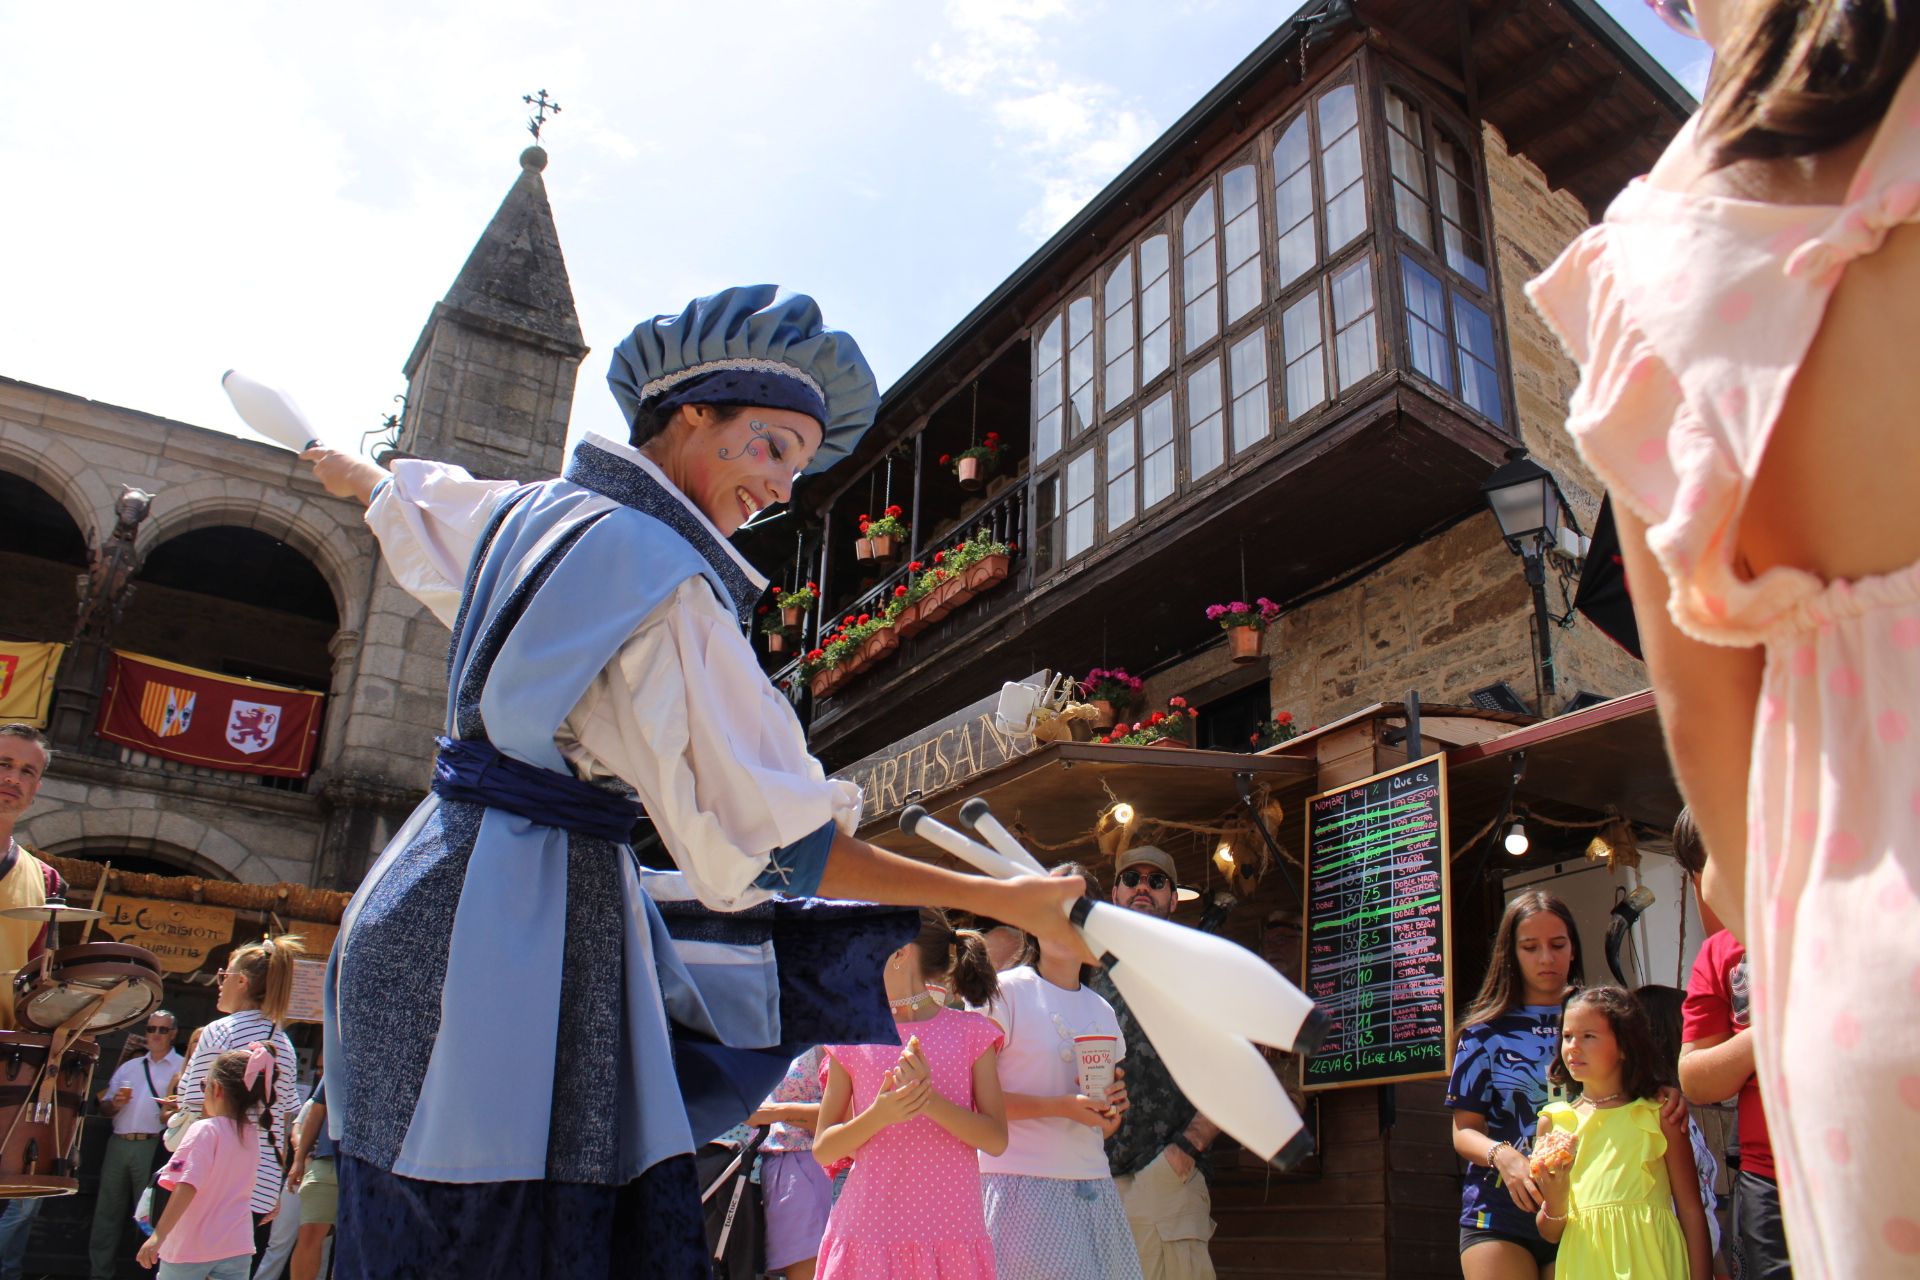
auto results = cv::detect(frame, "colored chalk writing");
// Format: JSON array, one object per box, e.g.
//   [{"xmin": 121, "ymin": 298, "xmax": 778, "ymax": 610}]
[{"xmin": 1301, "ymin": 753, "xmax": 1453, "ymax": 1090}]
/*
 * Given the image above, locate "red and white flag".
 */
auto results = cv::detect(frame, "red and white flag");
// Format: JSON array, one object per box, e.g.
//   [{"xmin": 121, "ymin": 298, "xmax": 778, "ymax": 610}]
[{"xmin": 98, "ymin": 652, "xmax": 324, "ymax": 778}]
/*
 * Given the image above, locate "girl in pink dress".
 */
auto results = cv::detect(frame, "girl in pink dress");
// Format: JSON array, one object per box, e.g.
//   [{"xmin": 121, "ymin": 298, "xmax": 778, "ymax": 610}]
[
  {"xmin": 138, "ymin": 1047, "xmax": 273, "ymax": 1279},
  {"xmin": 813, "ymin": 910, "xmax": 1007, "ymax": 1279},
  {"xmin": 1527, "ymin": 2, "xmax": 1920, "ymax": 1272}
]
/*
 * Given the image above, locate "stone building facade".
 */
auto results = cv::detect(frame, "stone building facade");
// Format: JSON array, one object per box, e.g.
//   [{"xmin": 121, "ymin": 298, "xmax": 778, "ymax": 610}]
[{"xmin": 2, "ymin": 144, "xmax": 584, "ymax": 891}]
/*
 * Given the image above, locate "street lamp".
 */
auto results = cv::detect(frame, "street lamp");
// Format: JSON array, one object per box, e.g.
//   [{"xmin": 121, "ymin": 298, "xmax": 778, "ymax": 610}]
[{"xmin": 1481, "ymin": 449, "xmax": 1564, "ymax": 713}]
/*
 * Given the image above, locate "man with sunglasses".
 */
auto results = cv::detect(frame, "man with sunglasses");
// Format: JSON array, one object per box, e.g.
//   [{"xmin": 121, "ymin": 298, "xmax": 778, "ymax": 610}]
[
  {"xmin": 1088, "ymin": 847, "xmax": 1226, "ymax": 1280},
  {"xmin": 88, "ymin": 1010, "xmax": 184, "ymax": 1280}
]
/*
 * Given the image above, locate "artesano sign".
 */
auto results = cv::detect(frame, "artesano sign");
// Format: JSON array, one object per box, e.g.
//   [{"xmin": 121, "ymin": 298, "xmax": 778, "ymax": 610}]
[
  {"xmin": 96, "ymin": 896, "xmax": 238, "ymax": 974},
  {"xmin": 836, "ymin": 674, "xmax": 1047, "ymax": 822}
]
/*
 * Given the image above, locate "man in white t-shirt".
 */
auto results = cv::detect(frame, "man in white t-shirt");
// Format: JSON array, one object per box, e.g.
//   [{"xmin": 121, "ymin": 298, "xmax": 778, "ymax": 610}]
[{"xmin": 89, "ymin": 1009, "xmax": 184, "ymax": 1280}]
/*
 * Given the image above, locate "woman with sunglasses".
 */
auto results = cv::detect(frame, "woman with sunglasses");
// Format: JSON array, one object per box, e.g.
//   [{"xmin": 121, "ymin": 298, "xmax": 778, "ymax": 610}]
[
  {"xmin": 1529, "ymin": 3, "xmax": 1920, "ymax": 1275},
  {"xmin": 177, "ymin": 938, "xmax": 303, "ymax": 1253}
]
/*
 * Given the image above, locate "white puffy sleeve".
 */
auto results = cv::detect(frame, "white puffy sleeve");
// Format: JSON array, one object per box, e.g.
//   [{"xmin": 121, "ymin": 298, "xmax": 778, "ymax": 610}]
[
  {"xmin": 561, "ymin": 577, "xmax": 863, "ymax": 911},
  {"xmin": 365, "ymin": 460, "xmax": 519, "ymax": 627}
]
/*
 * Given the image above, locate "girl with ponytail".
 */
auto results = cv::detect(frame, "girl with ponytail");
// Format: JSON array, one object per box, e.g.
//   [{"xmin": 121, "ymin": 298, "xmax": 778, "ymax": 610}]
[
  {"xmin": 811, "ymin": 909, "xmax": 1008, "ymax": 1278},
  {"xmin": 178, "ymin": 937, "xmax": 301, "ymax": 1248},
  {"xmin": 980, "ymin": 862, "xmax": 1140, "ymax": 1280},
  {"xmin": 1528, "ymin": 3, "xmax": 1920, "ymax": 1272},
  {"xmin": 139, "ymin": 1046, "xmax": 277, "ymax": 1278}
]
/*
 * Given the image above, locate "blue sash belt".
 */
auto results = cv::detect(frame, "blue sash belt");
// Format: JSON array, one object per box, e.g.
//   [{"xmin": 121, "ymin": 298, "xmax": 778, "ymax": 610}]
[{"xmin": 431, "ymin": 736, "xmax": 644, "ymax": 842}]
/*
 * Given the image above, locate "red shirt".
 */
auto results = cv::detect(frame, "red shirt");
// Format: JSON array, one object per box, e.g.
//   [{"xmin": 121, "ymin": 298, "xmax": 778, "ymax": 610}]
[{"xmin": 1682, "ymin": 929, "xmax": 1772, "ymax": 1179}]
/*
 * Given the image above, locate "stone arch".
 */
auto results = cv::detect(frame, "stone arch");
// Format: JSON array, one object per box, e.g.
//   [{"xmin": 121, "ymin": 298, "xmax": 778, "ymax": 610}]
[
  {"xmin": 23, "ymin": 807, "xmax": 249, "ymax": 881},
  {"xmin": 134, "ymin": 481, "xmax": 369, "ymax": 626},
  {"xmin": 0, "ymin": 436, "xmax": 100, "ymax": 550}
]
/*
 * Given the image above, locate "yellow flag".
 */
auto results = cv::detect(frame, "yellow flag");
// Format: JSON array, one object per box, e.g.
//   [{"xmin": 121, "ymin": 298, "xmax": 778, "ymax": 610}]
[{"xmin": 0, "ymin": 643, "xmax": 64, "ymax": 728}]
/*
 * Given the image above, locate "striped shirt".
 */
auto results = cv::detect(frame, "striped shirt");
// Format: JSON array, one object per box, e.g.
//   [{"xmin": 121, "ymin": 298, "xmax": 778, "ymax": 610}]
[{"xmin": 178, "ymin": 1009, "xmax": 298, "ymax": 1216}]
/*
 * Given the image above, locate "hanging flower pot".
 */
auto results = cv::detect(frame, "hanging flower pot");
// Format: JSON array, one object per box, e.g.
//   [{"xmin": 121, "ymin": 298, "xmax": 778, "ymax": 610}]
[
  {"xmin": 766, "ymin": 631, "xmax": 788, "ymax": 655},
  {"xmin": 868, "ymin": 533, "xmax": 900, "ymax": 560},
  {"xmin": 1227, "ymin": 624, "xmax": 1265, "ymax": 664},
  {"xmin": 854, "ymin": 538, "xmax": 874, "ymax": 562},
  {"xmin": 1089, "ymin": 699, "xmax": 1117, "ymax": 731},
  {"xmin": 781, "ymin": 605, "xmax": 805, "ymax": 629},
  {"xmin": 963, "ymin": 552, "xmax": 1010, "ymax": 592},
  {"xmin": 956, "ymin": 456, "xmax": 983, "ymax": 489}
]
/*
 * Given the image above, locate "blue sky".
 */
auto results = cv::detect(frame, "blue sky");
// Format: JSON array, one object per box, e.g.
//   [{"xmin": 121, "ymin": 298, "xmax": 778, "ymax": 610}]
[{"xmin": 0, "ymin": 1, "xmax": 1707, "ymax": 453}]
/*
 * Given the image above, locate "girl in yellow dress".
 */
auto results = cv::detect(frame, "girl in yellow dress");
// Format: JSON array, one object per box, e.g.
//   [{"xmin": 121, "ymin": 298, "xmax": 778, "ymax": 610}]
[{"xmin": 1529, "ymin": 987, "xmax": 1711, "ymax": 1280}]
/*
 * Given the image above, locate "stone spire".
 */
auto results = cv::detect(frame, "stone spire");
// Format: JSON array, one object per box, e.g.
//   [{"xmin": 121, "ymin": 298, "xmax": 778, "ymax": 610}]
[{"xmin": 395, "ymin": 145, "xmax": 589, "ymax": 479}]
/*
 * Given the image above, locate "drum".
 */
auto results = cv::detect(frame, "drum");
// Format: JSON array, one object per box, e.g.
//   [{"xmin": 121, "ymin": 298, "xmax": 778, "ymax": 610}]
[
  {"xmin": 0, "ymin": 1029, "xmax": 99, "ymax": 1197},
  {"xmin": 13, "ymin": 943, "xmax": 164, "ymax": 1036}
]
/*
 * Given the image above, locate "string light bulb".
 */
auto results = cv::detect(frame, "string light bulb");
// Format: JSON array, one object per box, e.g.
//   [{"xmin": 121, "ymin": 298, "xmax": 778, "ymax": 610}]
[
  {"xmin": 1112, "ymin": 803, "xmax": 1135, "ymax": 825},
  {"xmin": 1215, "ymin": 842, "xmax": 1236, "ymax": 869},
  {"xmin": 1504, "ymin": 820, "xmax": 1530, "ymax": 857}
]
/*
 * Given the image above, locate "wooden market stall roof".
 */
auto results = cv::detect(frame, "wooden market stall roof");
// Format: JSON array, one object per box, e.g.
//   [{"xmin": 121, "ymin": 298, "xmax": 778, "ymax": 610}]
[
  {"xmin": 47, "ymin": 857, "xmax": 349, "ymax": 925},
  {"xmin": 863, "ymin": 741, "xmax": 1317, "ymax": 859}
]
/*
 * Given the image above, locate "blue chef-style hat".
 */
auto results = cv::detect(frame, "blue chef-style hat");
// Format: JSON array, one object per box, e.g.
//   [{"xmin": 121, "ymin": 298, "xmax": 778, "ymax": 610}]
[{"xmin": 607, "ymin": 286, "xmax": 879, "ymax": 475}]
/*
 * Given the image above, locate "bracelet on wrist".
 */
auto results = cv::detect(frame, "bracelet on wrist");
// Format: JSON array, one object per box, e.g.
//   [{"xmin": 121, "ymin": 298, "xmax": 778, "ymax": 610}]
[
  {"xmin": 1538, "ymin": 1206, "xmax": 1566, "ymax": 1223},
  {"xmin": 1170, "ymin": 1133, "xmax": 1202, "ymax": 1160},
  {"xmin": 1486, "ymin": 1139, "xmax": 1510, "ymax": 1168}
]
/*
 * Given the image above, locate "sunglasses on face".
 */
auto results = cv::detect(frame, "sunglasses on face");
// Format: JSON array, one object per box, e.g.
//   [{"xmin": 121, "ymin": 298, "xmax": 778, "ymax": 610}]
[
  {"xmin": 1118, "ymin": 869, "xmax": 1171, "ymax": 891},
  {"xmin": 1645, "ymin": 0, "xmax": 1700, "ymax": 38},
  {"xmin": 146, "ymin": 1024, "xmax": 174, "ymax": 1034}
]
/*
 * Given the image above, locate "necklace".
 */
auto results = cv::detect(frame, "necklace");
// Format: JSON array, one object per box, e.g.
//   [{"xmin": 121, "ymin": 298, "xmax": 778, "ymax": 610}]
[
  {"xmin": 888, "ymin": 990, "xmax": 935, "ymax": 1014},
  {"xmin": 1583, "ymin": 1090, "xmax": 1627, "ymax": 1106}
]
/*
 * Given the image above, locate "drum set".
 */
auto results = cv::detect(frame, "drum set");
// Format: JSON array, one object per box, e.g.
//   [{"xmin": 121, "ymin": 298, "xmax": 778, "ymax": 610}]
[{"xmin": 0, "ymin": 898, "xmax": 163, "ymax": 1198}]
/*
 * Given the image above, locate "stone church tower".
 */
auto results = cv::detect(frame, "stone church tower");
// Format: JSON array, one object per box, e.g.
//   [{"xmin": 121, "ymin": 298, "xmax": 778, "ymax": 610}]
[{"xmin": 393, "ymin": 144, "xmax": 587, "ymax": 479}]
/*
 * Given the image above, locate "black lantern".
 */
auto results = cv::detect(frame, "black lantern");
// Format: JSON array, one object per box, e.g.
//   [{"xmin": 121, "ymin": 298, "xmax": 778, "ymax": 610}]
[
  {"xmin": 1480, "ymin": 449, "xmax": 1566, "ymax": 715},
  {"xmin": 1480, "ymin": 449, "xmax": 1562, "ymax": 552}
]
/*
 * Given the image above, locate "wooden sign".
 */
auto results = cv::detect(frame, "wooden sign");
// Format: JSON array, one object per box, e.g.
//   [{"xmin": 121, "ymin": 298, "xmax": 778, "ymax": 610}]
[
  {"xmin": 290, "ymin": 921, "xmax": 338, "ymax": 960},
  {"xmin": 1300, "ymin": 753, "xmax": 1453, "ymax": 1091},
  {"xmin": 837, "ymin": 672, "xmax": 1047, "ymax": 823},
  {"xmin": 95, "ymin": 896, "xmax": 238, "ymax": 975},
  {"xmin": 285, "ymin": 957, "xmax": 327, "ymax": 1025}
]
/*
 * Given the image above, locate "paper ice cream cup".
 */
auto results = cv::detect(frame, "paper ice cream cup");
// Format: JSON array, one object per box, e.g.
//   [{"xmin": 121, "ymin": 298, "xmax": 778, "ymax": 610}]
[{"xmin": 1074, "ymin": 1035, "xmax": 1118, "ymax": 1103}]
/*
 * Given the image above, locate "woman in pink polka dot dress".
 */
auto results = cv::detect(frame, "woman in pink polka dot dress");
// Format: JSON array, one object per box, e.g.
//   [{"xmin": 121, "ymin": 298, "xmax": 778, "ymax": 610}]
[
  {"xmin": 1526, "ymin": 2, "xmax": 1920, "ymax": 1273},
  {"xmin": 812, "ymin": 910, "xmax": 1007, "ymax": 1279}
]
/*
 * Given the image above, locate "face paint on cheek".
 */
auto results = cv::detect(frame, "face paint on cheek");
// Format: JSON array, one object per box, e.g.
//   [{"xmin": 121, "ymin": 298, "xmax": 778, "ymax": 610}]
[{"xmin": 718, "ymin": 419, "xmax": 778, "ymax": 464}]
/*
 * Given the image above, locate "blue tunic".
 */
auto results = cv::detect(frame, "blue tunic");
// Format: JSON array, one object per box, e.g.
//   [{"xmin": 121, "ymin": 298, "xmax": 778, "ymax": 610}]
[{"xmin": 323, "ymin": 441, "xmax": 913, "ymax": 1275}]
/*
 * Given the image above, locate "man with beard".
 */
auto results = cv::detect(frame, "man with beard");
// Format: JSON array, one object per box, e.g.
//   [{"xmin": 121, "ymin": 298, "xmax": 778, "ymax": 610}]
[{"xmin": 1087, "ymin": 846, "xmax": 1221, "ymax": 1280}]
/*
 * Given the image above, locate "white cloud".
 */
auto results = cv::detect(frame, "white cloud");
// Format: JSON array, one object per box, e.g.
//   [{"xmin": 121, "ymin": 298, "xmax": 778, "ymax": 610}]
[{"xmin": 920, "ymin": 0, "xmax": 1159, "ymax": 239}]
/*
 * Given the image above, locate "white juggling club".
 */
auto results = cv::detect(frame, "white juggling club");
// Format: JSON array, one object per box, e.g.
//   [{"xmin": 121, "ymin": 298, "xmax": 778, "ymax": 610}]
[
  {"xmin": 900, "ymin": 802, "xmax": 1328, "ymax": 1167},
  {"xmin": 221, "ymin": 370, "xmax": 323, "ymax": 452},
  {"xmin": 957, "ymin": 799, "xmax": 1322, "ymax": 1052}
]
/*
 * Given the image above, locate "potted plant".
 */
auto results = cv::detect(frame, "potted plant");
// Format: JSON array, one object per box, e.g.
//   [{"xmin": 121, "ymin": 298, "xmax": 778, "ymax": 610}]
[
  {"xmin": 860, "ymin": 506, "xmax": 909, "ymax": 560},
  {"xmin": 1205, "ymin": 596, "xmax": 1282, "ymax": 664},
  {"xmin": 776, "ymin": 581, "xmax": 817, "ymax": 629},
  {"xmin": 1080, "ymin": 667, "xmax": 1145, "ymax": 731},
  {"xmin": 1250, "ymin": 711, "xmax": 1299, "ymax": 750},
  {"xmin": 1097, "ymin": 696, "xmax": 1193, "ymax": 747},
  {"xmin": 761, "ymin": 619, "xmax": 793, "ymax": 655},
  {"xmin": 941, "ymin": 432, "xmax": 1006, "ymax": 490}
]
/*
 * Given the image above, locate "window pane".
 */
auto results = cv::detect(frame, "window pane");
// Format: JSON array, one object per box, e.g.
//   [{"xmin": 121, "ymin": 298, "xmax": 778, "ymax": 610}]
[
  {"xmin": 1104, "ymin": 260, "xmax": 1134, "ymax": 408},
  {"xmin": 1036, "ymin": 407, "xmax": 1061, "ymax": 464},
  {"xmin": 1106, "ymin": 420, "xmax": 1136, "ymax": 529},
  {"xmin": 1139, "ymin": 234, "xmax": 1169, "ymax": 285},
  {"xmin": 1141, "ymin": 393, "xmax": 1176, "ymax": 509},
  {"xmin": 1276, "ymin": 216, "xmax": 1316, "ymax": 288},
  {"xmin": 1275, "ymin": 114, "xmax": 1311, "ymax": 174},
  {"xmin": 1187, "ymin": 357, "xmax": 1224, "ymax": 480},
  {"xmin": 1222, "ymin": 165, "xmax": 1257, "ymax": 220},
  {"xmin": 1142, "ymin": 320, "xmax": 1172, "ymax": 386},
  {"xmin": 1435, "ymin": 134, "xmax": 1490, "ymax": 290},
  {"xmin": 1331, "ymin": 259, "xmax": 1378, "ymax": 391},
  {"xmin": 1229, "ymin": 328, "xmax": 1270, "ymax": 453},
  {"xmin": 1321, "ymin": 129, "xmax": 1364, "ymax": 200},
  {"xmin": 1033, "ymin": 472, "xmax": 1059, "ymax": 578},
  {"xmin": 1322, "ymin": 132, "xmax": 1368, "ymax": 251},
  {"xmin": 1282, "ymin": 294, "xmax": 1326, "ymax": 417},
  {"xmin": 1223, "ymin": 194, "xmax": 1261, "ymax": 323},
  {"xmin": 1317, "ymin": 83, "xmax": 1358, "ymax": 138},
  {"xmin": 1401, "ymin": 256, "xmax": 1452, "ymax": 390},
  {"xmin": 1068, "ymin": 295, "xmax": 1094, "ymax": 434},
  {"xmin": 1452, "ymin": 294, "xmax": 1505, "ymax": 426},
  {"xmin": 1226, "ymin": 259, "xmax": 1261, "ymax": 324},
  {"xmin": 1065, "ymin": 450, "xmax": 1097, "ymax": 559},
  {"xmin": 1183, "ymin": 191, "xmax": 1220, "ymax": 354},
  {"xmin": 1036, "ymin": 316, "xmax": 1062, "ymax": 374}
]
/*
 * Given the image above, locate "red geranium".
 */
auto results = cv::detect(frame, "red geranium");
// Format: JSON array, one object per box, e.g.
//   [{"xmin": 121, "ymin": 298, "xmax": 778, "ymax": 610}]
[
  {"xmin": 1276, "ymin": 711, "xmax": 1294, "ymax": 725},
  {"xmin": 894, "ymin": 585, "xmax": 908, "ymax": 598},
  {"xmin": 933, "ymin": 551, "xmax": 945, "ymax": 564},
  {"xmin": 1168, "ymin": 696, "xmax": 1188, "ymax": 709},
  {"xmin": 857, "ymin": 613, "xmax": 871, "ymax": 625},
  {"xmin": 908, "ymin": 561, "xmax": 924, "ymax": 572},
  {"xmin": 1149, "ymin": 711, "xmax": 1166, "ymax": 726},
  {"xmin": 938, "ymin": 454, "xmax": 952, "ymax": 466},
  {"xmin": 885, "ymin": 504, "xmax": 903, "ymax": 519}
]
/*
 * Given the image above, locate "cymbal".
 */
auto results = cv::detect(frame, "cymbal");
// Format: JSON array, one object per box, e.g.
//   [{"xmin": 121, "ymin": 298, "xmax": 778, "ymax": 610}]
[{"xmin": 0, "ymin": 902, "xmax": 103, "ymax": 922}]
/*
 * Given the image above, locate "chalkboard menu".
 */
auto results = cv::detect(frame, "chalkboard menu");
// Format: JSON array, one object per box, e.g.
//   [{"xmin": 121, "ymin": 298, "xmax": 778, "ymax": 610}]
[{"xmin": 1300, "ymin": 753, "xmax": 1453, "ymax": 1091}]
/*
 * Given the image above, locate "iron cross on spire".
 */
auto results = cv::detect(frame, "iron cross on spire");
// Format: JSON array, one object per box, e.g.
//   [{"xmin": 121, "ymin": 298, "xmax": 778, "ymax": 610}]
[{"xmin": 522, "ymin": 89, "xmax": 562, "ymax": 143}]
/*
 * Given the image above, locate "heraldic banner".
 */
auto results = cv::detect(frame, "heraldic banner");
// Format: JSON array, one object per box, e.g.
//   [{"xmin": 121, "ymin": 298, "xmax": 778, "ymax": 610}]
[
  {"xmin": 97, "ymin": 651, "xmax": 324, "ymax": 778},
  {"xmin": 0, "ymin": 642, "xmax": 65, "ymax": 728}
]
